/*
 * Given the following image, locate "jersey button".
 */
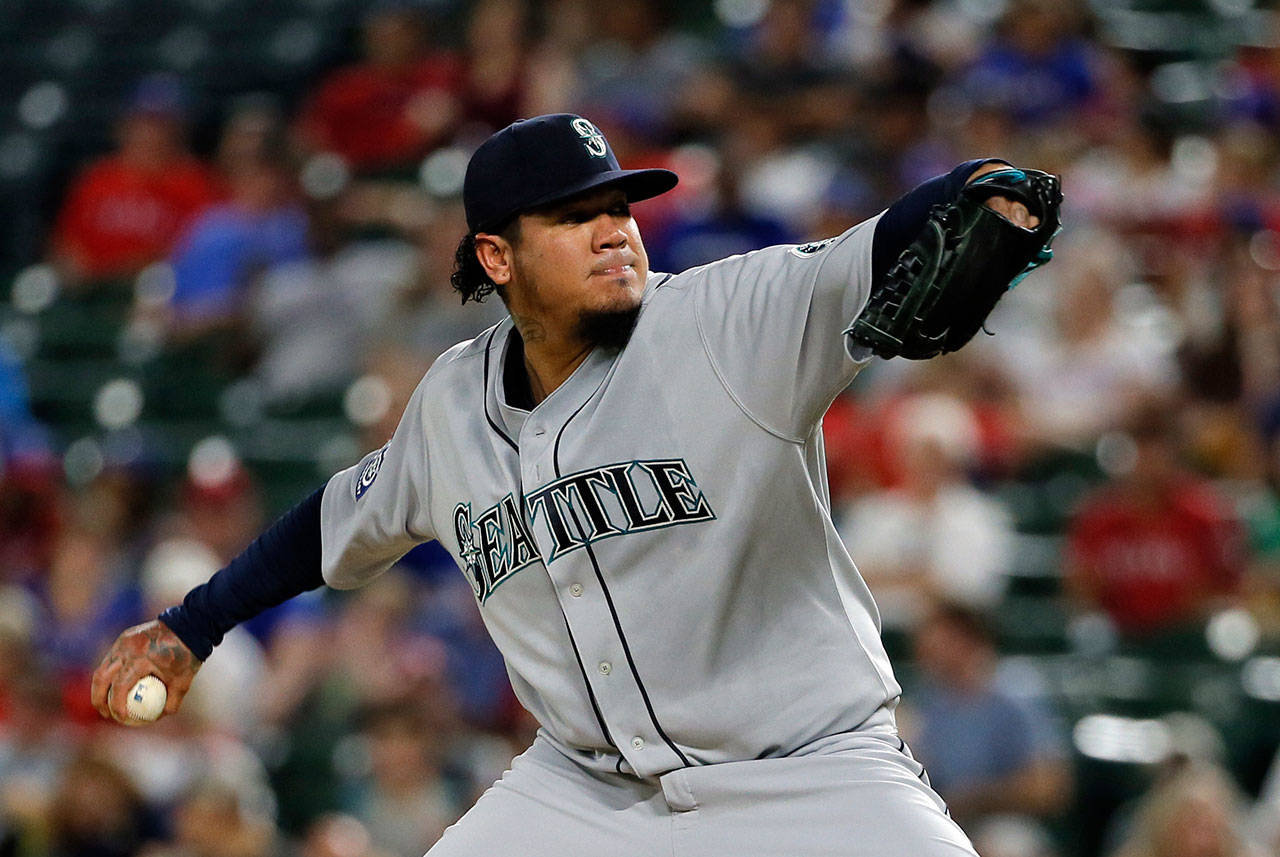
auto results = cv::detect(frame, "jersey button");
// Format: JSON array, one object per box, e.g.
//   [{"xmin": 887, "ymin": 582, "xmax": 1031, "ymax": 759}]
[
  {"xmin": 569, "ymin": 583, "xmax": 583, "ymax": 597},
  {"xmin": 598, "ymin": 661, "xmax": 611, "ymax": 675},
  {"xmin": 631, "ymin": 737, "xmax": 645, "ymax": 750}
]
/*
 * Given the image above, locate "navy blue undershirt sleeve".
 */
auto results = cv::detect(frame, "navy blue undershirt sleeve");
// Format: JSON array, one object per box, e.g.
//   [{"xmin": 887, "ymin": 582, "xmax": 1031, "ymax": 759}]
[
  {"xmin": 871, "ymin": 158, "xmax": 1008, "ymax": 286},
  {"xmin": 159, "ymin": 486, "xmax": 326, "ymax": 660}
]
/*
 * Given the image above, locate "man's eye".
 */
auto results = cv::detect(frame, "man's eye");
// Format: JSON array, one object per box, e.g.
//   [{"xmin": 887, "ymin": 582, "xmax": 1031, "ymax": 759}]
[{"xmin": 611, "ymin": 204, "xmax": 631, "ymax": 217}]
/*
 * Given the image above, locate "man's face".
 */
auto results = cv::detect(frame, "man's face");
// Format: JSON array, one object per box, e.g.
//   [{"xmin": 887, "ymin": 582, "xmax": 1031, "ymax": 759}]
[{"xmin": 501, "ymin": 186, "xmax": 649, "ymax": 346}]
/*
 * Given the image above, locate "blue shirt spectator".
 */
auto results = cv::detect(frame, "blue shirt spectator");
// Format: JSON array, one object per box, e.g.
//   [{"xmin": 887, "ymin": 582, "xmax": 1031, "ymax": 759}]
[
  {"xmin": 960, "ymin": 4, "xmax": 1097, "ymax": 126},
  {"xmin": 904, "ymin": 602, "xmax": 1071, "ymax": 827},
  {"xmin": 913, "ymin": 675, "xmax": 1061, "ymax": 797},
  {"xmin": 171, "ymin": 203, "xmax": 310, "ymax": 320},
  {"xmin": 169, "ymin": 154, "xmax": 308, "ymax": 322},
  {"xmin": 0, "ymin": 339, "xmax": 52, "ymax": 462}
]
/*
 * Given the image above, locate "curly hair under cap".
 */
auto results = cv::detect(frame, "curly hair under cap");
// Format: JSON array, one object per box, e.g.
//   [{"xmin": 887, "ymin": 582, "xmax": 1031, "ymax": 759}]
[
  {"xmin": 450, "ymin": 234, "xmax": 497, "ymax": 304},
  {"xmin": 450, "ymin": 219, "xmax": 521, "ymax": 305}
]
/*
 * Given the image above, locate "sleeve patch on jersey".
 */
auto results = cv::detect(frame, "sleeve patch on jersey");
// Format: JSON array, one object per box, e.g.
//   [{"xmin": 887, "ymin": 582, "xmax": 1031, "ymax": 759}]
[
  {"xmin": 353, "ymin": 443, "xmax": 389, "ymax": 501},
  {"xmin": 788, "ymin": 237, "xmax": 838, "ymax": 258}
]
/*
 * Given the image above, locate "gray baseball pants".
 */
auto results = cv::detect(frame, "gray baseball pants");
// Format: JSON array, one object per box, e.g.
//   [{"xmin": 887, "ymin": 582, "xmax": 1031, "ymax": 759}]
[{"xmin": 427, "ymin": 711, "xmax": 979, "ymax": 857}]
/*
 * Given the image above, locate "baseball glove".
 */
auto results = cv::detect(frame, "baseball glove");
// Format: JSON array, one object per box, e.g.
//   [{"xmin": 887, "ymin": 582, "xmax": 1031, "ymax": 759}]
[{"xmin": 849, "ymin": 167, "xmax": 1062, "ymax": 360}]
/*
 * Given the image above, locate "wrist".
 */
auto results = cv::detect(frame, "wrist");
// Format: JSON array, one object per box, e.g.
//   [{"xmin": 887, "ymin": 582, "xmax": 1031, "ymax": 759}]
[{"xmin": 158, "ymin": 606, "xmax": 212, "ymax": 662}]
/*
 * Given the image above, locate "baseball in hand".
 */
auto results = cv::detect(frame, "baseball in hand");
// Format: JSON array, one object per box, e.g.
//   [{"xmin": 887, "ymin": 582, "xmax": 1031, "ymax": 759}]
[{"xmin": 126, "ymin": 675, "xmax": 167, "ymax": 722}]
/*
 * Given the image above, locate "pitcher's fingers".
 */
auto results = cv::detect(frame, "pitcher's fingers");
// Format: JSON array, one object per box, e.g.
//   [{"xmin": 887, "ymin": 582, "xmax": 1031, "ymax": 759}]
[
  {"xmin": 107, "ymin": 663, "xmax": 152, "ymax": 724},
  {"xmin": 164, "ymin": 681, "xmax": 189, "ymax": 716},
  {"xmin": 986, "ymin": 197, "xmax": 1040, "ymax": 229},
  {"xmin": 91, "ymin": 657, "xmax": 123, "ymax": 720},
  {"xmin": 1013, "ymin": 204, "xmax": 1041, "ymax": 229}
]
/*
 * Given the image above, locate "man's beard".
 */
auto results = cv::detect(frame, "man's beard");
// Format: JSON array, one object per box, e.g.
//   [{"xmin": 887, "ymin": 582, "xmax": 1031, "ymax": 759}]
[{"xmin": 573, "ymin": 303, "xmax": 641, "ymax": 350}]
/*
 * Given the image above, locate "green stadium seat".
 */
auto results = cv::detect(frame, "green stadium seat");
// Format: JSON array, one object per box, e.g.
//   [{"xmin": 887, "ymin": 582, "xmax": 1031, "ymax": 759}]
[{"xmin": 996, "ymin": 594, "xmax": 1071, "ymax": 655}]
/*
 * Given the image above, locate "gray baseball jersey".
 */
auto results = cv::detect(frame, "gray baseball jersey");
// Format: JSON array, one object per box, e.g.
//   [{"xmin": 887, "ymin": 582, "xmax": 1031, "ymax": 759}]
[{"xmin": 320, "ymin": 213, "xmax": 899, "ymax": 780}]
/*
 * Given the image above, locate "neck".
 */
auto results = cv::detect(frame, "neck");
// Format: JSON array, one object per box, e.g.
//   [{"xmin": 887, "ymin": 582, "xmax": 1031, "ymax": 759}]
[{"xmin": 511, "ymin": 314, "xmax": 592, "ymax": 406}]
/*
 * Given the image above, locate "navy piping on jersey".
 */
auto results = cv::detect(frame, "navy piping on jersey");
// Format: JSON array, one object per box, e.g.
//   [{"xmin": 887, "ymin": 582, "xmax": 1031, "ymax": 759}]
[
  {"xmin": 896, "ymin": 736, "xmax": 940, "ymax": 796},
  {"xmin": 554, "ymin": 384, "xmax": 693, "ymax": 768},
  {"xmin": 560, "ymin": 609, "xmax": 623, "ymax": 761},
  {"xmin": 483, "ymin": 327, "xmax": 621, "ymax": 758},
  {"xmin": 483, "ymin": 327, "xmax": 519, "ymax": 452}
]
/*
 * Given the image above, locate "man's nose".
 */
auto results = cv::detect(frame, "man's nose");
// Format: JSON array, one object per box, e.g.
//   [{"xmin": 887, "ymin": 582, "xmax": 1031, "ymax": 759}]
[{"xmin": 593, "ymin": 215, "xmax": 628, "ymax": 249}]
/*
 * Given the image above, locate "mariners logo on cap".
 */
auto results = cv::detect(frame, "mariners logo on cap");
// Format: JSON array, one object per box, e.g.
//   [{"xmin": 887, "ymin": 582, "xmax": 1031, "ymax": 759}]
[{"xmin": 571, "ymin": 117, "xmax": 608, "ymax": 159}]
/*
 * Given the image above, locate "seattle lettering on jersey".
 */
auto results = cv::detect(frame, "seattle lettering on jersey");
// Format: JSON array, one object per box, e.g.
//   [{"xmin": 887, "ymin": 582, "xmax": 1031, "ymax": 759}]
[{"xmin": 454, "ymin": 458, "xmax": 716, "ymax": 602}]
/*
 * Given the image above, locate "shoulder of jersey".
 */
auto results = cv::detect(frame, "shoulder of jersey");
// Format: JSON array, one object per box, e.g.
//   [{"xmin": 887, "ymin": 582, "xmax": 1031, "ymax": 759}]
[
  {"xmin": 419, "ymin": 322, "xmax": 503, "ymax": 387},
  {"xmin": 657, "ymin": 242, "xmax": 806, "ymax": 289}
]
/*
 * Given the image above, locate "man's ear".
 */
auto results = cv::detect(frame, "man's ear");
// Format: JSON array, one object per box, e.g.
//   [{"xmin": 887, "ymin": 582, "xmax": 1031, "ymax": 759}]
[{"xmin": 474, "ymin": 234, "xmax": 513, "ymax": 286}]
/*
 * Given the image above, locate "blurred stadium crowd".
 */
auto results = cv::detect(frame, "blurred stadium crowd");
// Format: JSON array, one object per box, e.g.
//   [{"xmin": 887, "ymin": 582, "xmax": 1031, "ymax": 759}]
[{"xmin": 1, "ymin": 0, "xmax": 1280, "ymax": 855}]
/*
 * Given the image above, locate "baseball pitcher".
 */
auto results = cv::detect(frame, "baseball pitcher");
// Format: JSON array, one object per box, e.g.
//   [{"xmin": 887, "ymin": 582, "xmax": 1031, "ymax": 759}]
[{"xmin": 93, "ymin": 113, "xmax": 1061, "ymax": 856}]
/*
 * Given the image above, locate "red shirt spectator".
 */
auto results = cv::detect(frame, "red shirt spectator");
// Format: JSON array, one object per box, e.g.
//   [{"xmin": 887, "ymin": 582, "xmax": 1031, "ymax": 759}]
[
  {"xmin": 299, "ymin": 57, "xmax": 463, "ymax": 172},
  {"xmin": 52, "ymin": 155, "xmax": 218, "ymax": 281},
  {"xmin": 1067, "ymin": 444, "xmax": 1246, "ymax": 636},
  {"xmin": 51, "ymin": 75, "xmax": 219, "ymax": 282},
  {"xmin": 298, "ymin": 8, "xmax": 463, "ymax": 172}
]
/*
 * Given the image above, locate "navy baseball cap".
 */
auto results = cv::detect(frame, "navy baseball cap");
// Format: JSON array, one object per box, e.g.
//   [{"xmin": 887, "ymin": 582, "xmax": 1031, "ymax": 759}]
[{"xmin": 463, "ymin": 113, "xmax": 678, "ymax": 233}]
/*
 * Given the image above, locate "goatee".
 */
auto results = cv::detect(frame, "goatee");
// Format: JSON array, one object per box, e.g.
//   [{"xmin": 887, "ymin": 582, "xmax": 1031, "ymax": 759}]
[{"xmin": 574, "ymin": 304, "xmax": 641, "ymax": 350}]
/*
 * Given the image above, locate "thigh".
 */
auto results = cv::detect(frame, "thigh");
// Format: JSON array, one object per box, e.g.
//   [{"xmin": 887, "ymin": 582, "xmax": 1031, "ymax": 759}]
[
  {"xmin": 427, "ymin": 738, "xmax": 669, "ymax": 857},
  {"xmin": 661, "ymin": 738, "xmax": 978, "ymax": 857}
]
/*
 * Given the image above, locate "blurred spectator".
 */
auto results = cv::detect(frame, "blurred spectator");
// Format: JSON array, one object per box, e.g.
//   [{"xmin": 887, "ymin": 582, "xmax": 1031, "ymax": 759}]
[
  {"xmin": 0, "ymin": 461, "xmax": 62, "ymax": 587},
  {"xmin": 167, "ymin": 131, "xmax": 309, "ymax": 335},
  {"xmin": 260, "ymin": 573, "xmax": 446, "ymax": 834},
  {"xmin": 71, "ymin": 459, "xmax": 162, "ymax": 565},
  {"xmin": 174, "ymin": 462, "xmax": 265, "ymax": 565},
  {"xmin": 837, "ymin": 393, "xmax": 1014, "ymax": 633},
  {"xmin": 297, "ymin": 6, "xmax": 462, "ymax": 174},
  {"xmin": 48, "ymin": 752, "xmax": 161, "ymax": 857},
  {"xmin": 1066, "ymin": 112, "xmax": 1209, "ymax": 230},
  {"xmin": 0, "ymin": 584, "xmax": 41, "ymax": 711},
  {"xmin": 959, "ymin": 0, "xmax": 1100, "ymax": 128},
  {"xmin": 985, "ymin": 228, "xmax": 1179, "ymax": 450},
  {"xmin": 1230, "ymin": 40, "xmax": 1280, "ymax": 129},
  {"xmin": 647, "ymin": 145, "xmax": 795, "ymax": 273},
  {"xmin": 1113, "ymin": 763, "xmax": 1262, "ymax": 857},
  {"xmin": 50, "ymin": 74, "xmax": 220, "ymax": 284},
  {"xmin": 411, "ymin": 571, "xmax": 516, "ymax": 732},
  {"xmin": 97, "ymin": 708, "xmax": 277, "ymax": 826},
  {"xmin": 0, "ymin": 673, "xmax": 78, "ymax": 855},
  {"xmin": 903, "ymin": 602, "xmax": 1072, "ymax": 831},
  {"xmin": 457, "ymin": 0, "xmax": 531, "ymax": 133},
  {"xmin": 389, "ymin": 199, "xmax": 509, "ymax": 362},
  {"xmin": 41, "ymin": 526, "xmax": 142, "ymax": 720},
  {"xmin": 140, "ymin": 781, "xmax": 276, "ymax": 857},
  {"xmin": 1065, "ymin": 400, "xmax": 1248, "ymax": 639},
  {"xmin": 215, "ymin": 96, "xmax": 289, "ymax": 180},
  {"xmin": 731, "ymin": 0, "xmax": 853, "ymax": 138},
  {"xmin": 300, "ymin": 814, "xmax": 394, "ymax": 857},
  {"xmin": 572, "ymin": 0, "xmax": 707, "ymax": 137},
  {"xmin": 0, "ymin": 339, "xmax": 52, "ymax": 465},
  {"xmin": 245, "ymin": 183, "xmax": 466, "ymax": 402},
  {"xmin": 852, "ymin": 0, "xmax": 985, "ymax": 83},
  {"xmin": 342, "ymin": 701, "xmax": 467, "ymax": 857}
]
